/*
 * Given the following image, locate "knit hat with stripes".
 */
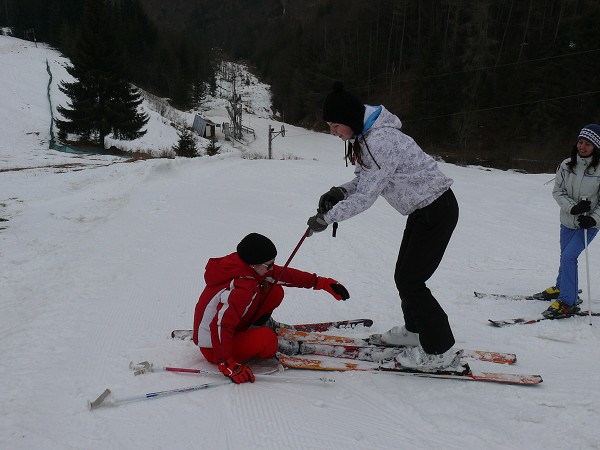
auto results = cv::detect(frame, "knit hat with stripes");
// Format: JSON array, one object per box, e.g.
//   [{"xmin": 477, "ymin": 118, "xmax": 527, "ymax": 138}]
[{"xmin": 578, "ymin": 124, "xmax": 600, "ymax": 148}]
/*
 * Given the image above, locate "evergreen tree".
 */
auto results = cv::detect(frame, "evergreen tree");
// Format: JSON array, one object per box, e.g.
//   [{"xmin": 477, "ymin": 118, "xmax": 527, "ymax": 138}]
[
  {"xmin": 173, "ymin": 129, "xmax": 198, "ymax": 158},
  {"xmin": 55, "ymin": 0, "xmax": 148, "ymax": 148},
  {"xmin": 191, "ymin": 81, "xmax": 208, "ymax": 109},
  {"xmin": 205, "ymin": 135, "xmax": 221, "ymax": 156}
]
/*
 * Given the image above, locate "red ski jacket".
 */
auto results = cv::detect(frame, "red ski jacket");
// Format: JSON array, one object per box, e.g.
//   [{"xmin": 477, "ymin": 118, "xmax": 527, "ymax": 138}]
[{"xmin": 192, "ymin": 252, "xmax": 318, "ymax": 362}]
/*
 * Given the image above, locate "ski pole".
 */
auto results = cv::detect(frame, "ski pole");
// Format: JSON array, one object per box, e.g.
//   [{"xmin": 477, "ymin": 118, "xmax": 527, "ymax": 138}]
[
  {"xmin": 275, "ymin": 228, "xmax": 310, "ymax": 282},
  {"xmin": 87, "ymin": 381, "xmax": 231, "ymax": 410},
  {"xmin": 129, "ymin": 361, "xmax": 335, "ymax": 383},
  {"xmin": 582, "ymin": 196, "xmax": 593, "ymax": 325},
  {"xmin": 129, "ymin": 361, "xmax": 279, "ymax": 377},
  {"xmin": 264, "ymin": 228, "xmax": 310, "ymax": 299},
  {"xmin": 584, "ymin": 227, "xmax": 592, "ymax": 325}
]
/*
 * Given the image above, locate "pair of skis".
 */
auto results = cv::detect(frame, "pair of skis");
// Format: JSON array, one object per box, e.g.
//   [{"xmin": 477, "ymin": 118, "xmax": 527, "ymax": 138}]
[
  {"xmin": 172, "ymin": 318, "xmax": 541, "ymax": 385},
  {"xmin": 89, "ymin": 316, "xmax": 542, "ymax": 410},
  {"xmin": 276, "ymin": 327, "xmax": 516, "ymax": 365},
  {"xmin": 274, "ymin": 327, "xmax": 540, "ymax": 385},
  {"xmin": 474, "ymin": 291, "xmax": 600, "ymax": 327}
]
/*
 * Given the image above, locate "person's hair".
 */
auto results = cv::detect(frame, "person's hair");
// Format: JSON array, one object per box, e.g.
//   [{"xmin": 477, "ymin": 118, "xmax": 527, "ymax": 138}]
[
  {"xmin": 345, "ymin": 140, "xmax": 365, "ymax": 168},
  {"xmin": 566, "ymin": 144, "xmax": 600, "ymax": 173},
  {"xmin": 345, "ymin": 135, "xmax": 380, "ymax": 169}
]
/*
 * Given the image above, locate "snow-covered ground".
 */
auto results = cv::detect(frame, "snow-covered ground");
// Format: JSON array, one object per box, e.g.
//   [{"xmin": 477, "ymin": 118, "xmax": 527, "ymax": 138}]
[{"xmin": 2, "ymin": 36, "xmax": 600, "ymax": 450}]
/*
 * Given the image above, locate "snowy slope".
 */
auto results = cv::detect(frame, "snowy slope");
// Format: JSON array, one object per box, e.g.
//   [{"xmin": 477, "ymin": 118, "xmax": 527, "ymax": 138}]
[{"xmin": 1, "ymin": 36, "xmax": 600, "ymax": 450}]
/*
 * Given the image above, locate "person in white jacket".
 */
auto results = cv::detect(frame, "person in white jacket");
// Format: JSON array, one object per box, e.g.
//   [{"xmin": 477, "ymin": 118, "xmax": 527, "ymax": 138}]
[
  {"xmin": 307, "ymin": 82, "xmax": 461, "ymax": 371},
  {"xmin": 541, "ymin": 123, "xmax": 600, "ymax": 318}
]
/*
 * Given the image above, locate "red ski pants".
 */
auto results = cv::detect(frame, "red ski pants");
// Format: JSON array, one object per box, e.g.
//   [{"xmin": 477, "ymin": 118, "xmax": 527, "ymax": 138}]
[{"xmin": 201, "ymin": 285, "xmax": 283, "ymax": 363}]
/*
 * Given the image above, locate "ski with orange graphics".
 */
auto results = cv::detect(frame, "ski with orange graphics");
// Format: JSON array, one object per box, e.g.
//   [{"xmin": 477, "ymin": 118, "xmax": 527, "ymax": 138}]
[
  {"xmin": 276, "ymin": 328, "xmax": 517, "ymax": 365},
  {"xmin": 276, "ymin": 353, "xmax": 542, "ymax": 386}
]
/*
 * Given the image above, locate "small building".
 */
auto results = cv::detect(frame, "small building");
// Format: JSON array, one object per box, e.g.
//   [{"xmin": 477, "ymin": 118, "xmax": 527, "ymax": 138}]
[{"xmin": 192, "ymin": 115, "xmax": 217, "ymax": 139}]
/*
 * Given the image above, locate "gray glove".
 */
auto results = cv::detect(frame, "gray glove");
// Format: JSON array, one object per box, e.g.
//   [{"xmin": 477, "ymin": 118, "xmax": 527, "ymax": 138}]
[{"xmin": 307, "ymin": 212, "xmax": 328, "ymax": 234}]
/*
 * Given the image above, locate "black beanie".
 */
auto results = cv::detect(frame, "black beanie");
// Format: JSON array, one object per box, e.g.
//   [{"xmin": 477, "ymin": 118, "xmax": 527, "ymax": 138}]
[
  {"xmin": 322, "ymin": 81, "xmax": 365, "ymax": 135},
  {"xmin": 236, "ymin": 233, "xmax": 277, "ymax": 265}
]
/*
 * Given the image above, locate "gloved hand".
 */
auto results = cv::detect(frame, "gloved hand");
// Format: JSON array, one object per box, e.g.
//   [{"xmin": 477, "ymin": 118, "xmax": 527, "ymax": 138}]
[
  {"xmin": 307, "ymin": 212, "xmax": 328, "ymax": 233},
  {"xmin": 218, "ymin": 357, "xmax": 255, "ymax": 384},
  {"xmin": 318, "ymin": 186, "xmax": 346, "ymax": 213},
  {"xmin": 577, "ymin": 215, "xmax": 596, "ymax": 229},
  {"xmin": 570, "ymin": 200, "xmax": 591, "ymax": 215},
  {"xmin": 314, "ymin": 277, "xmax": 350, "ymax": 300}
]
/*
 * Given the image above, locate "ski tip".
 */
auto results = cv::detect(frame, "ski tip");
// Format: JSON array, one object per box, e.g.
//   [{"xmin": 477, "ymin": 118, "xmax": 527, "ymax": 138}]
[
  {"xmin": 509, "ymin": 374, "xmax": 543, "ymax": 385},
  {"xmin": 471, "ymin": 372, "xmax": 544, "ymax": 385}
]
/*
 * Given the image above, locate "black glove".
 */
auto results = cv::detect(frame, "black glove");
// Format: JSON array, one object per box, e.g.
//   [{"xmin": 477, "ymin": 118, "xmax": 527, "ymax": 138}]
[
  {"xmin": 577, "ymin": 215, "xmax": 596, "ymax": 229},
  {"xmin": 307, "ymin": 212, "xmax": 328, "ymax": 233},
  {"xmin": 570, "ymin": 200, "xmax": 591, "ymax": 215},
  {"xmin": 318, "ymin": 187, "xmax": 346, "ymax": 213}
]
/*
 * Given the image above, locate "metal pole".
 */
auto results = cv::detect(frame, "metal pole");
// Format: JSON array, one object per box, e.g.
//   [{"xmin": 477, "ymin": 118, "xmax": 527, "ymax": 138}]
[
  {"xmin": 271, "ymin": 229, "xmax": 310, "ymax": 285},
  {"xmin": 268, "ymin": 125, "xmax": 273, "ymax": 159},
  {"xmin": 263, "ymin": 228, "xmax": 310, "ymax": 302},
  {"xmin": 582, "ymin": 196, "xmax": 592, "ymax": 325},
  {"xmin": 130, "ymin": 363, "xmax": 333, "ymax": 383},
  {"xmin": 584, "ymin": 227, "xmax": 592, "ymax": 325},
  {"xmin": 87, "ymin": 381, "xmax": 231, "ymax": 410}
]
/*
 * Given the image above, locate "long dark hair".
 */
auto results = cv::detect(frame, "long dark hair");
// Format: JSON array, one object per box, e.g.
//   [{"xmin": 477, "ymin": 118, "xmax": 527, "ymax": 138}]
[
  {"xmin": 566, "ymin": 144, "xmax": 600, "ymax": 173},
  {"xmin": 345, "ymin": 134, "xmax": 381, "ymax": 169},
  {"xmin": 345, "ymin": 140, "xmax": 363, "ymax": 167}
]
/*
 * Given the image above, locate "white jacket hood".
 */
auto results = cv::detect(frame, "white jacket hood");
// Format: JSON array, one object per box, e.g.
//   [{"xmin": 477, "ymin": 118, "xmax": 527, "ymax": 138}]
[{"xmin": 324, "ymin": 106, "xmax": 453, "ymax": 221}]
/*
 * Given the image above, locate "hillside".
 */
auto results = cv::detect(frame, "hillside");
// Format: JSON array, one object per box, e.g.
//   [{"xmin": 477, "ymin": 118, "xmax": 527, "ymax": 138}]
[{"xmin": 2, "ymin": 35, "xmax": 600, "ymax": 450}]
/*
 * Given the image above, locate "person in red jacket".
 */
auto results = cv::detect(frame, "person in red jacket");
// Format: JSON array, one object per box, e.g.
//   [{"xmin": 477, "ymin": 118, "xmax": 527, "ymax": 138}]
[{"xmin": 193, "ymin": 232, "xmax": 349, "ymax": 384}]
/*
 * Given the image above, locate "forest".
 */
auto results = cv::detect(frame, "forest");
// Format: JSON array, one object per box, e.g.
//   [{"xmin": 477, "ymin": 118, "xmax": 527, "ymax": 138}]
[
  {"xmin": 3, "ymin": 0, "xmax": 600, "ymax": 171},
  {"xmin": 2, "ymin": 0, "xmax": 214, "ymax": 109}
]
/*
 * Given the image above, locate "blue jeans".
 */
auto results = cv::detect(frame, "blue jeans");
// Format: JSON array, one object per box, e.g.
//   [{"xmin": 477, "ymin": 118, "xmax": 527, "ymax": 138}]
[{"xmin": 555, "ymin": 224, "xmax": 598, "ymax": 305}]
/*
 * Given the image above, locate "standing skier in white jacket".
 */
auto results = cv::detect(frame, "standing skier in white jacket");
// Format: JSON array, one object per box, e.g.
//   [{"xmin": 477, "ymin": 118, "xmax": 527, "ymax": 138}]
[
  {"xmin": 307, "ymin": 81, "xmax": 460, "ymax": 370},
  {"xmin": 540, "ymin": 123, "xmax": 600, "ymax": 318}
]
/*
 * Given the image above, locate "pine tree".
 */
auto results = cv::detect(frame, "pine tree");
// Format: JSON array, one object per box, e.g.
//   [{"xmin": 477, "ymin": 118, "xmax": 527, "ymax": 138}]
[
  {"xmin": 55, "ymin": 0, "xmax": 148, "ymax": 149},
  {"xmin": 173, "ymin": 129, "xmax": 198, "ymax": 158},
  {"xmin": 205, "ymin": 135, "xmax": 221, "ymax": 156}
]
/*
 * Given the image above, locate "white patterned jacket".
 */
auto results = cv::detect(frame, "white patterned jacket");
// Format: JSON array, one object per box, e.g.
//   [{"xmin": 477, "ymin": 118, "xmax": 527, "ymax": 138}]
[{"xmin": 324, "ymin": 106, "xmax": 453, "ymax": 224}]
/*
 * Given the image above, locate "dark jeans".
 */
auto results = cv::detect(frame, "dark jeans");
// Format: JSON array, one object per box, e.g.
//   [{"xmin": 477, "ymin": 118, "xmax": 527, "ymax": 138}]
[{"xmin": 394, "ymin": 188, "xmax": 459, "ymax": 354}]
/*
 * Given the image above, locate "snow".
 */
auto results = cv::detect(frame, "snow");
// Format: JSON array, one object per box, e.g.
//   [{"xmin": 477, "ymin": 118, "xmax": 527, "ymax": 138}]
[{"xmin": 1, "ymin": 35, "xmax": 600, "ymax": 449}]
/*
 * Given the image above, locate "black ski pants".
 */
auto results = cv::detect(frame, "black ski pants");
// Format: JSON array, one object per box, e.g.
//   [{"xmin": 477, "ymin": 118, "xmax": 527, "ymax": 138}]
[{"xmin": 394, "ymin": 188, "xmax": 459, "ymax": 354}]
